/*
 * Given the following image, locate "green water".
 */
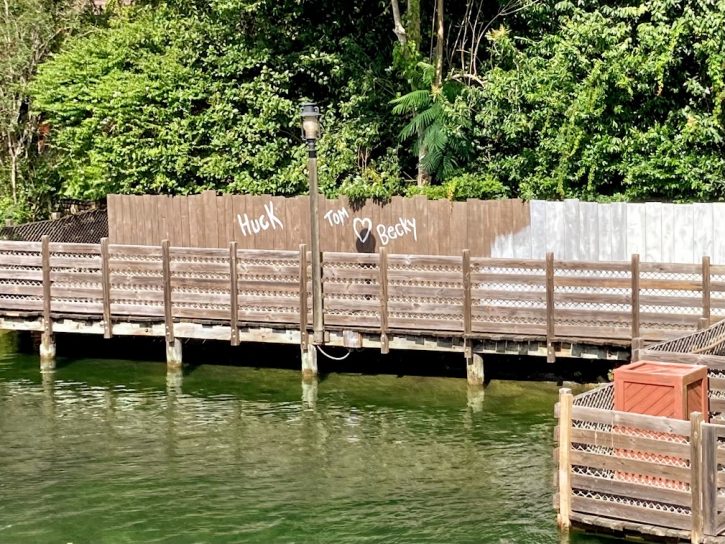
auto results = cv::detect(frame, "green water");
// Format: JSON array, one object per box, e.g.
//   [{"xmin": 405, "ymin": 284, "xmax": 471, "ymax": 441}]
[{"xmin": 0, "ymin": 339, "xmax": 619, "ymax": 543}]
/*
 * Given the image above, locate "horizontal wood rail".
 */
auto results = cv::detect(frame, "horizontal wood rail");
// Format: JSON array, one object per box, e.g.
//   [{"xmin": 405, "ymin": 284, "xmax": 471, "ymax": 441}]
[{"xmin": 0, "ymin": 238, "xmax": 720, "ymax": 347}]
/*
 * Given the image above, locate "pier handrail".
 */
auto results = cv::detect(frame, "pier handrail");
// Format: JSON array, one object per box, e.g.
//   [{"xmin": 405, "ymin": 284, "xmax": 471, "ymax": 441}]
[{"xmin": 0, "ymin": 238, "xmax": 720, "ymax": 349}]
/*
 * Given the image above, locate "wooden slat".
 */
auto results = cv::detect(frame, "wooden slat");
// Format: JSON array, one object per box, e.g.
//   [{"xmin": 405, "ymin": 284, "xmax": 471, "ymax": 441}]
[
  {"xmin": 641, "ymin": 262, "xmax": 701, "ymax": 274},
  {"xmin": 554, "ymin": 260, "xmax": 631, "ymax": 272},
  {"xmin": 0, "ymin": 284, "xmax": 44, "ymax": 296},
  {"xmin": 0, "ymin": 240, "xmax": 41, "ymax": 252},
  {"xmin": 0, "ymin": 254, "xmax": 42, "ymax": 267},
  {"xmin": 470, "ymin": 273, "xmax": 546, "ymax": 285},
  {"xmin": 570, "ymin": 427, "xmax": 690, "ymax": 458},
  {"xmin": 631, "ymin": 254, "xmax": 640, "ymax": 340},
  {"xmin": 554, "ymin": 276, "xmax": 632, "ymax": 289},
  {"xmin": 571, "ymin": 473, "xmax": 691, "ymax": 508},
  {"xmin": 0, "ymin": 269, "xmax": 43, "ymax": 281},
  {"xmin": 571, "ymin": 496, "xmax": 692, "ymax": 531},
  {"xmin": 570, "ymin": 405, "xmax": 691, "ymax": 435},
  {"xmin": 570, "ymin": 449, "xmax": 690, "ymax": 483},
  {"xmin": 49, "ymin": 242, "xmax": 100, "ymax": 254}
]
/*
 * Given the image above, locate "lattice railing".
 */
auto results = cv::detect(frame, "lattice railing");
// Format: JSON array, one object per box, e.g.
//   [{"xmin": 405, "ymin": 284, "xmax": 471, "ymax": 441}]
[{"xmin": 0, "ymin": 240, "xmax": 718, "ymax": 343}]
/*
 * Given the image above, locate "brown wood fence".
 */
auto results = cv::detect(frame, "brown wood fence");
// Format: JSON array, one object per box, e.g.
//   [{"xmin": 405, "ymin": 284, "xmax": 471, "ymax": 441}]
[
  {"xmin": 0, "ymin": 238, "xmax": 720, "ymax": 345},
  {"xmin": 107, "ymin": 192, "xmax": 531, "ymax": 256},
  {"xmin": 556, "ymin": 384, "xmax": 725, "ymax": 541}
]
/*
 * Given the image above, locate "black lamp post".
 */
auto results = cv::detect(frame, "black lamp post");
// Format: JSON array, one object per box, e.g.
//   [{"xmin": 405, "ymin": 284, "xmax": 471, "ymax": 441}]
[{"xmin": 301, "ymin": 103, "xmax": 324, "ymax": 344}]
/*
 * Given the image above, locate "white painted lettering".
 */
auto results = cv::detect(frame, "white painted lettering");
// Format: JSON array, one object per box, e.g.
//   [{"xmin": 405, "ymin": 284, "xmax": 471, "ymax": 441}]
[
  {"xmin": 407, "ymin": 218, "xmax": 417, "ymax": 241},
  {"xmin": 264, "ymin": 202, "xmax": 283, "ymax": 230},
  {"xmin": 394, "ymin": 223, "xmax": 405, "ymax": 237},
  {"xmin": 259, "ymin": 215, "xmax": 269, "ymax": 230},
  {"xmin": 376, "ymin": 223, "xmax": 389, "ymax": 245},
  {"xmin": 251, "ymin": 218, "xmax": 261, "ymax": 234},
  {"xmin": 237, "ymin": 213, "xmax": 252, "ymax": 236},
  {"xmin": 324, "ymin": 210, "xmax": 335, "ymax": 226}
]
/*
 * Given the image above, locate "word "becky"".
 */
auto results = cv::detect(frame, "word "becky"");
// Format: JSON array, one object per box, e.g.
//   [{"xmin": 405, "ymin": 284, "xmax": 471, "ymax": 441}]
[{"xmin": 377, "ymin": 218, "xmax": 417, "ymax": 245}]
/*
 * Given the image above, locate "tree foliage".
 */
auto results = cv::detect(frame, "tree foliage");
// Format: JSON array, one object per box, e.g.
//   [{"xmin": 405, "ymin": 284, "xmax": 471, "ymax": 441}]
[{"xmin": 1, "ymin": 0, "xmax": 724, "ymax": 220}]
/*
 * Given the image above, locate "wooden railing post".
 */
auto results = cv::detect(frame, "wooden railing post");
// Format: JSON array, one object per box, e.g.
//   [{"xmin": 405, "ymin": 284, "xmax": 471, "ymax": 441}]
[
  {"xmin": 462, "ymin": 249, "xmax": 472, "ymax": 341},
  {"xmin": 312, "ymin": 250, "xmax": 324, "ymax": 344},
  {"xmin": 702, "ymin": 256, "xmax": 711, "ymax": 329},
  {"xmin": 39, "ymin": 235, "xmax": 55, "ymax": 369},
  {"xmin": 379, "ymin": 247, "xmax": 389, "ymax": 354},
  {"xmin": 299, "ymin": 244, "xmax": 308, "ymax": 347},
  {"xmin": 229, "ymin": 241, "xmax": 239, "ymax": 346},
  {"xmin": 691, "ymin": 412, "xmax": 704, "ymax": 544},
  {"xmin": 546, "ymin": 252, "xmax": 555, "ymax": 363},
  {"xmin": 100, "ymin": 238, "xmax": 112, "ymax": 339},
  {"xmin": 557, "ymin": 387, "xmax": 573, "ymax": 530},
  {"xmin": 161, "ymin": 240, "xmax": 174, "ymax": 345},
  {"xmin": 701, "ymin": 422, "xmax": 718, "ymax": 537},
  {"xmin": 631, "ymin": 254, "xmax": 640, "ymax": 341}
]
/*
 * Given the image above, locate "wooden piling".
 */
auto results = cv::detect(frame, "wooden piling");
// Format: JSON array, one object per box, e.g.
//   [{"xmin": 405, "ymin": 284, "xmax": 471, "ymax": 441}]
[
  {"xmin": 466, "ymin": 353, "xmax": 484, "ymax": 386},
  {"xmin": 557, "ymin": 388, "xmax": 573, "ymax": 530}
]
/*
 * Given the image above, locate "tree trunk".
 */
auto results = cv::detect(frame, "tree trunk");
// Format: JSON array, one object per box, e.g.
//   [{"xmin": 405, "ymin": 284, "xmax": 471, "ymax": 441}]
[
  {"xmin": 434, "ymin": 0, "xmax": 444, "ymax": 89},
  {"xmin": 9, "ymin": 151, "xmax": 17, "ymax": 204},
  {"xmin": 391, "ymin": 0, "xmax": 407, "ymax": 45},
  {"xmin": 416, "ymin": 139, "xmax": 430, "ymax": 186},
  {"xmin": 406, "ymin": 0, "xmax": 421, "ymax": 46}
]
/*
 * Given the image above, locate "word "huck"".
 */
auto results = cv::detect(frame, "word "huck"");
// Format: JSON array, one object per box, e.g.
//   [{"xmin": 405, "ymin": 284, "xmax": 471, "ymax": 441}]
[{"xmin": 237, "ymin": 202, "xmax": 284, "ymax": 236}]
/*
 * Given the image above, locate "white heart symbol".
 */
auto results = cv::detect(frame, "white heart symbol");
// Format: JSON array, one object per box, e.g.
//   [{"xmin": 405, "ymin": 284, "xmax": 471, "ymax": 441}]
[{"xmin": 353, "ymin": 217, "xmax": 373, "ymax": 243}]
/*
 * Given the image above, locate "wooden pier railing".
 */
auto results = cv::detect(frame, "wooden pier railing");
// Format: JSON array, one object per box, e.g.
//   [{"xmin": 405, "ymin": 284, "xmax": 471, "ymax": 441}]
[
  {"xmin": 556, "ymin": 321, "xmax": 725, "ymax": 542},
  {"xmin": 0, "ymin": 238, "xmax": 722, "ymax": 349}
]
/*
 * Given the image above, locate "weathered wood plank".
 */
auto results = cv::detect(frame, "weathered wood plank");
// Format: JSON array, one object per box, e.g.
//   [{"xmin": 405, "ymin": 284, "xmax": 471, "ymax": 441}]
[
  {"xmin": 571, "ymin": 495, "xmax": 692, "ymax": 531},
  {"xmin": 571, "ymin": 473, "xmax": 691, "ymax": 508},
  {"xmin": 571, "ymin": 405, "xmax": 691, "ymax": 434},
  {"xmin": 161, "ymin": 240, "xmax": 174, "ymax": 343},
  {"xmin": 229, "ymin": 241, "xmax": 239, "ymax": 346},
  {"xmin": 101, "ymin": 238, "xmax": 113, "ymax": 339}
]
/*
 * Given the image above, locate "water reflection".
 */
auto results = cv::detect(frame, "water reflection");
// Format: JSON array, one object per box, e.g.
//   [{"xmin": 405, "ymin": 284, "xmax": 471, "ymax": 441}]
[{"xmin": 0, "ymin": 354, "xmax": 609, "ymax": 544}]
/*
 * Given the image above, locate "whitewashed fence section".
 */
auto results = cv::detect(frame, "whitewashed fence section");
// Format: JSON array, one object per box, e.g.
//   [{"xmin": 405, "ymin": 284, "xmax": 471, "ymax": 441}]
[{"xmin": 491, "ymin": 200, "xmax": 725, "ymax": 263}]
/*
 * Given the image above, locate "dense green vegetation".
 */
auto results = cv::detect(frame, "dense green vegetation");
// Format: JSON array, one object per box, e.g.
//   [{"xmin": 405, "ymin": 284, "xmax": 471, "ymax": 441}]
[{"xmin": 2, "ymin": 0, "xmax": 725, "ymax": 220}]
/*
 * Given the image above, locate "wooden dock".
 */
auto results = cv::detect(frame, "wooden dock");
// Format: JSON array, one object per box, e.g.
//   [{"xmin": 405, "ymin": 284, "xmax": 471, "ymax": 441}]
[
  {"xmin": 0, "ymin": 236, "xmax": 722, "ymax": 376},
  {"xmin": 555, "ymin": 319, "xmax": 725, "ymax": 543}
]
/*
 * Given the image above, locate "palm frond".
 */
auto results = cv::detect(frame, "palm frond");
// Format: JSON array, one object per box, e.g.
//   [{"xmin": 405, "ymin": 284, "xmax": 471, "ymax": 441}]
[{"xmin": 391, "ymin": 89, "xmax": 432, "ymax": 114}]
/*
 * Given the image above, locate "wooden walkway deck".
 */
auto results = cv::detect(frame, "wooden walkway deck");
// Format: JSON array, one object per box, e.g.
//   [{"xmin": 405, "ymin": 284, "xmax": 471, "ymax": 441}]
[{"xmin": 0, "ymin": 237, "xmax": 721, "ymax": 372}]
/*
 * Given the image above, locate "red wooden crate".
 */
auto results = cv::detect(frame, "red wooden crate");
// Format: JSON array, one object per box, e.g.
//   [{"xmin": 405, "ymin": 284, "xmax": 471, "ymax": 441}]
[
  {"xmin": 614, "ymin": 360, "xmax": 709, "ymax": 421},
  {"xmin": 612, "ymin": 361, "xmax": 709, "ymax": 489}
]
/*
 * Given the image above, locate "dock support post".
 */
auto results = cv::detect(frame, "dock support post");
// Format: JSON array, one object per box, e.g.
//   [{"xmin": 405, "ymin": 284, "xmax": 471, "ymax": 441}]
[
  {"xmin": 302, "ymin": 378, "xmax": 318, "ymax": 408},
  {"xmin": 466, "ymin": 353, "xmax": 484, "ymax": 386},
  {"xmin": 557, "ymin": 388, "xmax": 573, "ymax": 531},
  {"xmin": 467, "ymin": 385, "xmax": 484, "ymax": 412},
  {"xmin": 39, "ymin": 332, "xmax": 56, "ymax": 371},
  {"xmin": 301, "ymin": 344, "xmax": 318, "ymax": 380},
  {"xmin": 166, "ymin": 340, "xmax": 183, "ymax": 370}
]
